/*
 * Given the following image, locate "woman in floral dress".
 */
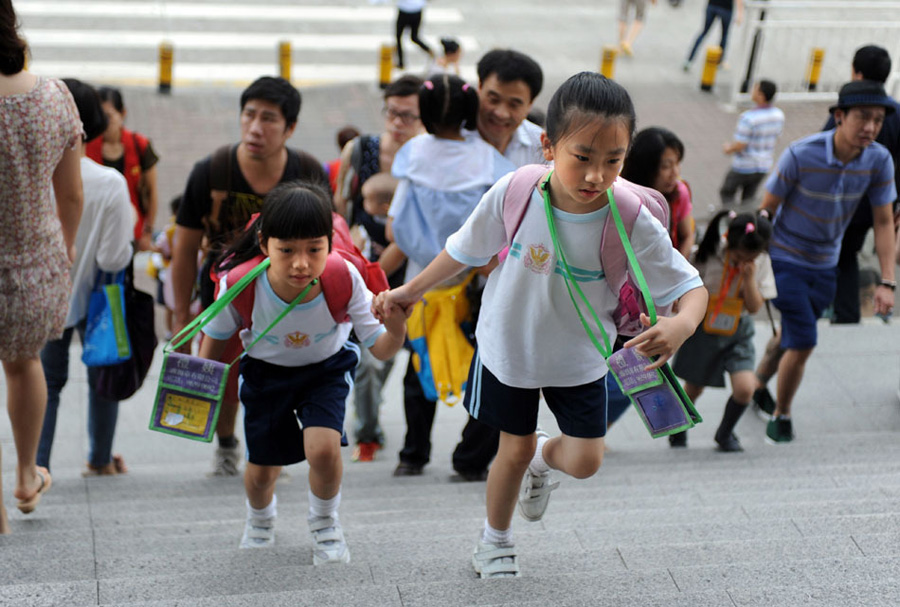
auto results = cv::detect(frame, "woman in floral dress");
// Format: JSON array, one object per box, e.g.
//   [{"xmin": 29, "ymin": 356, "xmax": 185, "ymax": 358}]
[{"xmin": 0, "ymin": 0, "xmax": 84, "ymax": 532}]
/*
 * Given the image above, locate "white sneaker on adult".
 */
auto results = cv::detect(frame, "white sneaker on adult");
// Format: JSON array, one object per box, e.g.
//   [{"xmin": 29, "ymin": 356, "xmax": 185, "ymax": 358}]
[
  {"xmin": 239, "ymin": 514, "xmax": 275, "ymax": 548},
  {"xmin": 309, "ymin": 515, "xmax": 351, "ymax": 565},
  {"xmin": 209, "ymin": 442, "xmax": 241, "ymax": 477}
]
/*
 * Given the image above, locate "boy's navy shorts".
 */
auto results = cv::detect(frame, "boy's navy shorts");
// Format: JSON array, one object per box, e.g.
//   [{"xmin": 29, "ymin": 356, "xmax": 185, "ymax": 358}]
[
  {"xmin": 239, "ymin": 343, "xmax": 360, "ymax": 466},
  {"xmin": 462, "ymin": 349, "xmax": 608, "ymax": 438},
  {"xmin": 772, "ymin": 259, "xmax": 837, "ymax": 350}
]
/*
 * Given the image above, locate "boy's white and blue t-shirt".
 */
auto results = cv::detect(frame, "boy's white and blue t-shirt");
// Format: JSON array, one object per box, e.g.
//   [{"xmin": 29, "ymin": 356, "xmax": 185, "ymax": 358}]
[
  {"xmin": 202, "ymin": 260, "xmax": 385, "ymax": 366},
  {"xmin": 445, "ymin": 173, "xmax": 702, "ymax": 389}
]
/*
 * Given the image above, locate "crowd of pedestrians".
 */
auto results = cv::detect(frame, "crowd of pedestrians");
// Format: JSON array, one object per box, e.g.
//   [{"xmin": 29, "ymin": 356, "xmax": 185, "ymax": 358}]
[{"xmin": 2, "ymin": 0, "xmax": 900, "ymax": 581}]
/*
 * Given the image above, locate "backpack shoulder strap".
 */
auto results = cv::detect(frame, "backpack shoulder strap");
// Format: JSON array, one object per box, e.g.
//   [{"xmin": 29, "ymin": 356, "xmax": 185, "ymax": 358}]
[
  {"xmin": 209, "ymin": 144, "xmax": 234, "ymax": 194},
  {"xmin": 320, "ymin": 252, "xmax": 354, "ymax": 324},
  {"xmin": 601, "ymin": 178, "xmax": 650, "ymax": 293},
  {"xmin": 223, "ymin": 254, "xmax": 266, "ymax": 329},
  {"xmin": 501, "ymin": 164, "xmax": 550, "ymax": 244}
]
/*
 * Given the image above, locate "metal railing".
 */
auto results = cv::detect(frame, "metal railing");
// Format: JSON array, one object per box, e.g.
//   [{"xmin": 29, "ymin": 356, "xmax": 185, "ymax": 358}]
[{"xmin": 729, "ymin": 1, "xmax": 900, "ymax": 104}]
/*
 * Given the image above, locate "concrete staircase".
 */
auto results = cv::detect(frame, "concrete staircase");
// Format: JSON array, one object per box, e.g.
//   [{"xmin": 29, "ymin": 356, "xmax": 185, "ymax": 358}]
[{"xmin": 2, "ymin": 321, "xmax": 899, "ymax": 606}]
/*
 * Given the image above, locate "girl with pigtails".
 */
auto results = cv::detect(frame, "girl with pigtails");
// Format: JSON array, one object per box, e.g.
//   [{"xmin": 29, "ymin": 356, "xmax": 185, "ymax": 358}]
[{"xmin": 672, "ymin": 209, "xmax": 777, "ymax": 452}]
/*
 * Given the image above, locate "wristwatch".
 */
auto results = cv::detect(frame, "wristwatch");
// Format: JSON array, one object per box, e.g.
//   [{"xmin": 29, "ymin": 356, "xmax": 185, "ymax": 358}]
[{"xmin": 879, "ymin": 279, "xmax": 897, "ymax": 291}]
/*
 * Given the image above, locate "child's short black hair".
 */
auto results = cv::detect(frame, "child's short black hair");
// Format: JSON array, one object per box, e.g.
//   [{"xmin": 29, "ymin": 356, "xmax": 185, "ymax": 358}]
[
  {"xmin": 440, "ymin": 37, "xmax": 460, "ymax": 56},
  {"xmin": 476, "ymin": 49, "xmax": 543, "ymax": 101},
  {"xmin": 62, "ymin": 78, "xmax": 109, "ymax": 142},
  {"xmin": 418, "ymin": 74, "xmax": 479, "ymax": 134},
  {"xmin": 240, "ymin": 76, "xmax": 301, "ymax": 128},
  {"xmin": 621, "ymin": 127, "xmax": 684, "ymax": 188},
  {"xmin": 169, "ymin": 195, "xmax": 182, "ymax": 216},
  {"xmin": 361, "ymin": 172, "xmax": 398, "ymax": 206},
  {"xmin": 545, "ymin": 72, "xmax": 636, "ymax": 147},
  {"xmin": 853, "ymin": 45, "xmax": 891, "ymax": 83},
  {"xmin": 219, "ymin": 180, "xmax": 333, "ymax": 272},
  {"xmin": 756, "ymin": 79, "xmax": 777, "ymax": 103}
]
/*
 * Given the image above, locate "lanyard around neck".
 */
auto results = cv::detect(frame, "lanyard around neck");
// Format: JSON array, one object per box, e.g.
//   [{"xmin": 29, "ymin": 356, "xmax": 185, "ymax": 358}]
[
  {"xmin": 541, "ymin": 173, "xmax": 657, "ymax": 361},
  {"xmin": 166, "ymin": 258, "xmax": 316, "ymax": 367}
]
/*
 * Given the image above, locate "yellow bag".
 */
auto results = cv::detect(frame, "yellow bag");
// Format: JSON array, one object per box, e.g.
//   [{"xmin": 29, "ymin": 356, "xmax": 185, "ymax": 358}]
[
  {"xmin": 703, "ymin": 254, "xmax": 744, "ymax": 337},
  {"xmin": 406, "ymin": 272, "xmax": 476, "ymax": 405}
]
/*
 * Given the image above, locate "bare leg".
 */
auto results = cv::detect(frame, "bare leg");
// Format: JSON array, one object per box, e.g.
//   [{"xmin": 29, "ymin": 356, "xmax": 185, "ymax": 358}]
[
  {"xmin": 541, "ymin": 434, "xmax": 605, "ymax": 480},
  {"xmin": 485, "ymin": 432, "xmax": 534, "ymax": 531},
  {"xmin": 623, "ymin": 20, "xmax": 645, "ymax": 48},
  {"xmin": 244, "ymin": 463, "xmax": 281, "ymax": 509},
  {"xmin": 618, "ymin": 20, "xmax": 627, "ymax": 44},
  {"xmin": 216, "ymin": 399, "xmax": 239, "ymax": 438},
  {"xmin": 3, "ymin": 358, "xmax": 47, "ymax": 501},
  {"xmin": 304, "ymin": 427, "xmax": 343, "ymax": 500},
  {"xmin": 683, "ymin": 382, "xmax": 704, "ymax": 402},
  {"xmin": 755, "ymin": 329, "xmax": 784, "ymax": 387},
  {"xmin": 0, "ymin": 447, "xmax": 9, "ymax": 534},
  {"xmin": 730, "ymin": 370, "xmax": 757, "ymax": 405},
  {"xmin": 774, "ymin": 348, "xmax": 815, "ymax": 417}
]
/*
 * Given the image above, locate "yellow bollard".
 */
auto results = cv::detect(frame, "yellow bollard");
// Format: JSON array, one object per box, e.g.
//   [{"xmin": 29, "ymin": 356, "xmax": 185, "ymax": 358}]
[
  {"xmin": 379, "ymin": 44, "xmax": 393, "ymax": 89},
  {"xmin": 806, "ymin": 47, "xmax": 825, "ymax": 91},
  {"xmin": 599, "ymin": 46, "xmax": 618, "ymax": 80},
  {"xmin": 279, "ymin": 41, "xmax": 292, "ymax": 82},
  {"xmin": 700, "ymin": 46, "xmax": 722, "ymax": 92},
  {"xmin": 158, "ymin": 41, "xmax": 173, "ymax": 94}
]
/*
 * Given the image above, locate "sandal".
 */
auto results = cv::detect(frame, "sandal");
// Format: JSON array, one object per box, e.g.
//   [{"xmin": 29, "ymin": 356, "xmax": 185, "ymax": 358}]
[
  {"xmin": 472, "ymin": 540, "xmax": 520, "ymax": 578},
  {"xmin": 16, "ymin": 466, "xmax": 52, "ymax": 514}
]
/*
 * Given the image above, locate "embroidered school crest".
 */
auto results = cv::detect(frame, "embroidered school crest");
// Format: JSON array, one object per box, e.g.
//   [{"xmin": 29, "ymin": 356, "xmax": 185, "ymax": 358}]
[
  {"xmin": 284, "ymin": 332, "xmax": 311, "ymax": 349},
  {"xmin": 523, "ymin": 243, "xmax": 552, "ymax": 275}
]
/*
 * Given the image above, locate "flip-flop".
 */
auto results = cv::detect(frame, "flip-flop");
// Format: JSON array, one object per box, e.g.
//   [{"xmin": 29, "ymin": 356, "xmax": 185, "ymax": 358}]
[{"xmin": 16, "ymin": 467, "xmax": 52, "ymax": 514}]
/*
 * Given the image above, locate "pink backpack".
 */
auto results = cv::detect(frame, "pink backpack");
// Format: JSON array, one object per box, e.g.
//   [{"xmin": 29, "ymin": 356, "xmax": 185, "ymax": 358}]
[
  {"xmin": 215, "ymin": 212, "xmax": 389, "ymax": 329},
  {"xmin": 501, "ymin": 164, "xmax": 672, "ymax": 336}
]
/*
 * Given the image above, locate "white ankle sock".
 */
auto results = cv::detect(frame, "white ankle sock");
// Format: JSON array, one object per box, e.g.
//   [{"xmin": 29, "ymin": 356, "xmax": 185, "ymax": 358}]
[
  {"xmin": 247, "ymin": 494, "xmax": 277, "ymax": 519},
  {"xmin": 309, "ymin": 488, "xmax": 341, "ymax": 519},
  {"xmin": 481, "ymin": 519, "xmax": 514, "ymax": 547},
  {"xmin": 528, "ymin": 434, "xmax": 551, "ymax": 475}
]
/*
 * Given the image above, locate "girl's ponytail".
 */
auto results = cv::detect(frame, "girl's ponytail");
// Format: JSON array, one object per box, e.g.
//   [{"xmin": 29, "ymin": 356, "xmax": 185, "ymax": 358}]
[
  {"xmin": 461, "ymin": 82, "xmax": 479, "ymax": 131},
  {"xmin": 419, "ymin": 74, "xmax": 480, "ymax": 134},
  {"xmin": 698, "ymin": 209, "xmax": 773, "ymax": 264},
  {"xmin": 218, "ymin": 214, "xmax": 264, "ymax": 272},
  {"xmin": 696, "ymin": 210, "xmax": 731, "ymax": 264}
]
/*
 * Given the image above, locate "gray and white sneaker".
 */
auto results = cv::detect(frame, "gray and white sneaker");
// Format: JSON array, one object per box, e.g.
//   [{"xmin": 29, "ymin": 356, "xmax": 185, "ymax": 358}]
[
  {"xmin": 209, "ymin": 442, "xmax": 241, "ymax": 477},
  {"xmin": 517, "ymin": 430, "xmax": 560, "ymax": 522},
  {"xmin": 239, "ymin": 514, "xmax": 275, "ymax": 548},
  {"xmin": 309, "ymin": 515, "xmax": 350, "ymax": 565}
]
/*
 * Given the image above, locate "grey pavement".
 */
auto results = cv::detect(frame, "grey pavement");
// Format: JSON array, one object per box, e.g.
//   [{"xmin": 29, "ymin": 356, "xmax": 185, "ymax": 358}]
[{"xmin": 4, "ymin": 0, "xmax": 900, "ymax": 603}]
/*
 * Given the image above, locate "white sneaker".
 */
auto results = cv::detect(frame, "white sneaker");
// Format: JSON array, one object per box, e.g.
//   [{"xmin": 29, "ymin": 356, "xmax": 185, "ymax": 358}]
[
  {"xmin": 309, "ymin": 515, "xmax": 350, "ymax": 565},
  {"xmin": 209, "ymin": 442, "xmax": 241, "ymax": 477},
  {"xmin": 239, "ymin": 514, "xmax": 275, "ymax": 548},
  {"xmin": 472, "ymin": 540, "xmax": 520, "ymax": 578},
  {"xmin": 517, "ymin": 431, "xmax": 560, "ymax": 522}
]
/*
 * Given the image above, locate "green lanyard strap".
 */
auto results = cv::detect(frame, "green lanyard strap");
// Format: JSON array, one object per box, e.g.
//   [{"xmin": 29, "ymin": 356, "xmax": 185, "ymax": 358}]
[
  {"xmin": 166, "ymin": 257, "xmax": 316, "ymax": 366},
  {"xmin": 541, "ymin": 172, "xmax": 658, "ymax": 360}
]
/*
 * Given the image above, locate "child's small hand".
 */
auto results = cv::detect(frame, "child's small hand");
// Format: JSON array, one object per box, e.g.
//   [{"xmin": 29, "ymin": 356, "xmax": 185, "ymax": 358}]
[
  {"xmin": 372, "ymin": 286, "xmax": 421, "ymax": 322},
  {"xmin": 380, "ymin": 301, "xmax": 410, "ymax": 338},
  {"xmin": 624, "ymin": 313, "xmax": 695, "ymax": 370},
  {"xmin": 738, "ymin": 260, "xmax": 756, "ymax": 279}
]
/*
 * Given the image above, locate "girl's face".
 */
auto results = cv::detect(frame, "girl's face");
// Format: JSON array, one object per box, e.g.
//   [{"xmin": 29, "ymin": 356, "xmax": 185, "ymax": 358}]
[
  {"xmin": 260, "ymin": 235, "xmax": 329, "ymax": 301},
  {"xmin": 101, "ymin": 101, "xmax": 124, "ymax": 139},
  {"xmin": 653, "ymin": 146, "xmax": 682, "ymax": 196},
  {"xmin": 541, "ymin": 118, "xmax": 630, "ymax": 214},
  {"xmin": 729, "ymin": 247, "xmax": 761, "ymax": 265}
]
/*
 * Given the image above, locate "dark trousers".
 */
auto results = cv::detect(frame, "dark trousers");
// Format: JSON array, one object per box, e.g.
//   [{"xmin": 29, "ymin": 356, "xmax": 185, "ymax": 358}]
[
  {"xmin": 395, "ymin": 9, "xmax": 432, "ymax": 68},
  {"xmin": 719, "ymin": 170, "xmax": 766, "ymax": 206},
  {"xmin": 833, "ymin": 221, "xmax": 872, "ymax": 324},
  {"xmin": 687, "ymin": 4, "xmax": 733, "ymax": 62},
  {"xmin": 399, "ymin": 357, "xmax": 437, "ymax": 466},
  {"xmin": 452, "ymin": 416, "xmax": 500, "ymax": 475}
]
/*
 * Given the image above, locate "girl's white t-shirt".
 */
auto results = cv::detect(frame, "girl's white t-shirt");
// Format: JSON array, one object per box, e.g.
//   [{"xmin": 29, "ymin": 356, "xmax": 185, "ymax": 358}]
[
  {"xmin": 202, "ymin": 260, "xmax": 385, "ymax": 367},
  {"xmin": 445, "ymin": 173, "xmax": 703, "ymax": 388}
]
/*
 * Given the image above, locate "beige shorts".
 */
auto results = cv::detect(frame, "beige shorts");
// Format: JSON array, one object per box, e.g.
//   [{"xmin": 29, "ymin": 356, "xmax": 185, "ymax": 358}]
[{"xmin": 620, "ymin": 0, "xmax": 648, "ymax": 21}]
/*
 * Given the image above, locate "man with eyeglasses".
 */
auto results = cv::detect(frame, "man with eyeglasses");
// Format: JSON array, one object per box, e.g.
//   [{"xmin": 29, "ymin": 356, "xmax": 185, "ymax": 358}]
[
  {"xmin": 334, "ymin": 74, "xmax": 424, "ymax": 463},
  {"xmin": 753, "ymin": 80, "xmax": 896, "ymax": 445}
]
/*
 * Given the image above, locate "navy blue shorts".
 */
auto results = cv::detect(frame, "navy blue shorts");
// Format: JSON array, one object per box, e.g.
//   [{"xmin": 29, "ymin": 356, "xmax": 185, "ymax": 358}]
[
  {"xmin": 239, "ymin": 343, "xmax": 360, "ymax": 466},
  {"xmin": 772, "ymin": 260, "xmax": 837, "ymax": 350},
  {"xmin": 463, "ymin": 349, "xmax": 608, "ymax": 438}
]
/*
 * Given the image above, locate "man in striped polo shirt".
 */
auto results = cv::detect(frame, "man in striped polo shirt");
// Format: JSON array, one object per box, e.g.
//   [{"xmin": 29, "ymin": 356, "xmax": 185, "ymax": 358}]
[
  {"xmin": 720, "ymin": 79, "xmax": 784, "ymax": 206},
  {"xmin": 756, "ymin": 80, "xmax": 897, "ymax": 444}
]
